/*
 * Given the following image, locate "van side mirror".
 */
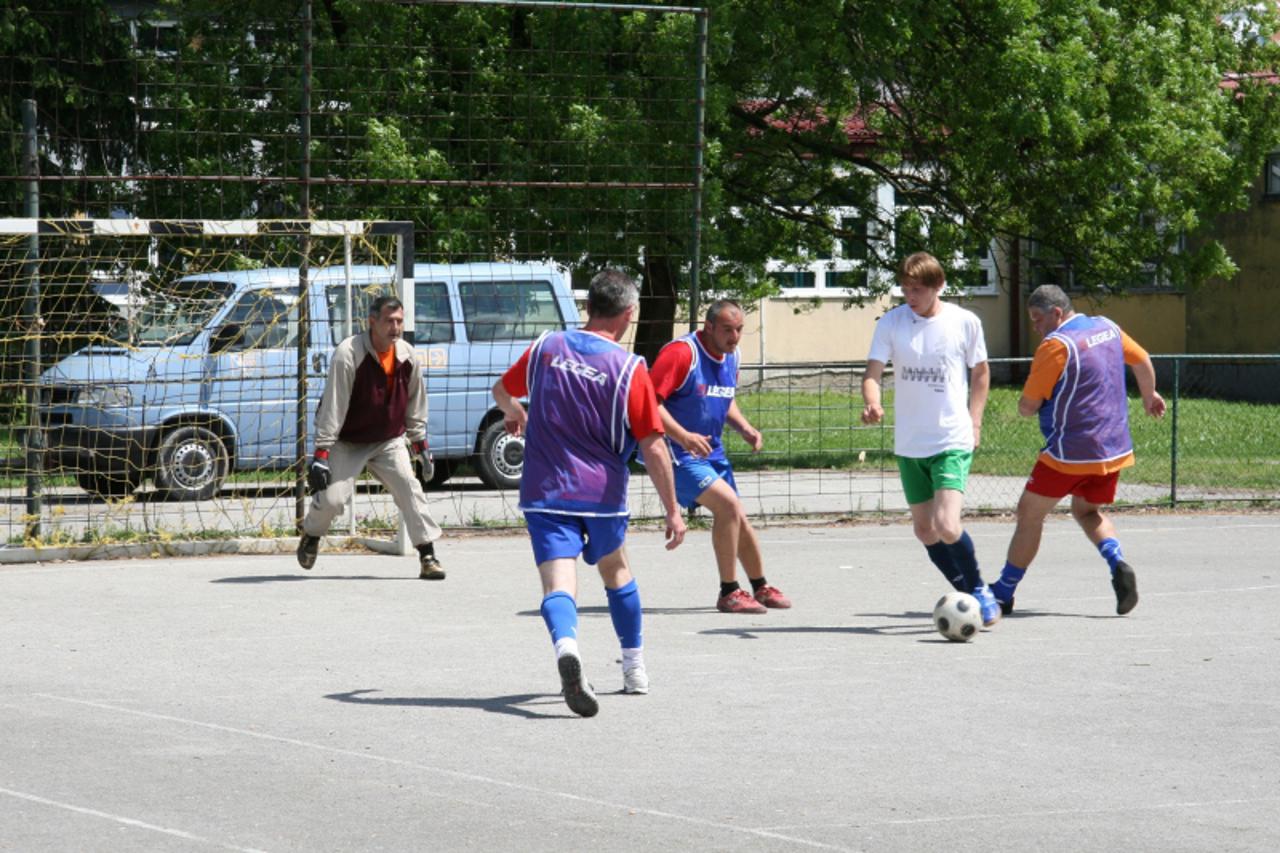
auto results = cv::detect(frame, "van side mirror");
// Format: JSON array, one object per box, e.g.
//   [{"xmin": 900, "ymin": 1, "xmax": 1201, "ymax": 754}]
[{"xmin": 210, "ymin": 323, "xmax": 244, "ymax": 354}]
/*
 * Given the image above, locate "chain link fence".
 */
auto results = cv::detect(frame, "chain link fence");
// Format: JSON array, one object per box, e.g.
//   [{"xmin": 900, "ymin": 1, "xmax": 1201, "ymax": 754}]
[{"xmin": 3, "ymin": 354, "xmax": 1275, "ymax": 557}]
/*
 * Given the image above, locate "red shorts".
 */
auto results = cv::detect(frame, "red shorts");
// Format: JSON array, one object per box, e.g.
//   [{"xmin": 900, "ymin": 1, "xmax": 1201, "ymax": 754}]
[{"xmin": 1025, "ymin": 460, "xmax": 1119, "ymax": 504}]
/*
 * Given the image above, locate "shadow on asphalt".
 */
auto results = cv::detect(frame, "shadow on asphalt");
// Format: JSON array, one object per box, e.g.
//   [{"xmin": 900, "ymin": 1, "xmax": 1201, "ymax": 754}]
[
  {"xmin": 325, "ymin": 688, "xmax": 575, "ymax": 720},
  {"xmin": 700, "ymin": 624, "xmax": 939, "ymax": 638},
  {"xmin": 211, "ymin": 574, "xmax": 418, "ymax": 583},
  {"xmin": 514, "ymin": 605, "xmax": 717, "ymax": 618}
]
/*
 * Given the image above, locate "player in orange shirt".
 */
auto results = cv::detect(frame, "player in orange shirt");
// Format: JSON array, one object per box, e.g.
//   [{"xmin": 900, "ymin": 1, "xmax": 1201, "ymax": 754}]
[{"xmin": 991, "ymin": 285, "xmax": 1165, "ymax": 616}]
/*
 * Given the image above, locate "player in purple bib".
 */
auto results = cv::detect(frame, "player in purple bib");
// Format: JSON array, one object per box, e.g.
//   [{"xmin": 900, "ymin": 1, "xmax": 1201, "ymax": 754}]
[
  {"xmin": 651, "ymin": 299, "xmax": 791, "ymax": 614},
  {"xmin": 493, "ymin": 269, "xmax": 685, "ymax": 717}
]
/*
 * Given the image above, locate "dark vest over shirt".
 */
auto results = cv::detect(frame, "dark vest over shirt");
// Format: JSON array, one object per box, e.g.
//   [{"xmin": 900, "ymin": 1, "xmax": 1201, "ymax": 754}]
[{"xmin": 338, "ymin": 351, "xmax": 414, "ymax": 443}]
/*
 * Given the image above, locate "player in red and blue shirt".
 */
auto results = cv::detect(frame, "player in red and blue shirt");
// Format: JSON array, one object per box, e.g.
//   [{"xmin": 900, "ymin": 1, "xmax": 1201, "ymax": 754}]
[
  {"xmin": 493, "ymin": 269, "xmax": 685, "ymax": 717},
  {"xmin": 649, "ymin": 299, "xmax": 791, "ymax": 615}
]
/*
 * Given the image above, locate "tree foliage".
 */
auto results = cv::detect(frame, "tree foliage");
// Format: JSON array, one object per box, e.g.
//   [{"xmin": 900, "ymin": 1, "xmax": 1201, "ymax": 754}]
[
  {"xmin": 706, "ymin": 0, "xmax": 1280, "ymax": 294},
  {"xmin": 4, "ymin": 0, "xmax": 1280, "ymax": 319}
]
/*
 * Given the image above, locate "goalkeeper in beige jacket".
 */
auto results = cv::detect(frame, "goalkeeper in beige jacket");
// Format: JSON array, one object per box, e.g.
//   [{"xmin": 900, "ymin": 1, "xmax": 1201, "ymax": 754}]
[{"xmin": 297, "ymin": 295, "xmax": 445, "ymax": 579}]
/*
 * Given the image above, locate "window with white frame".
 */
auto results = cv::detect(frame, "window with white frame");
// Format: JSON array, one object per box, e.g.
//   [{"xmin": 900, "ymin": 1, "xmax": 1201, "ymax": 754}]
[
  {"xmin": 1028, "ymin": 238, "xmax": 1176, "ymax": 292},
  {"xmin": 892, "ymin": 187, "xmax": 996, "ymax": 294},
  {"xmin": 1266, "ymin": 151, "xmax": 1280, "ymax": 199},
  {"xmin": 765, "ymin": 184, "xmax": 997, "ymax": 297},
  {"xmin": 769, "ymin": 207, "xmax": 879, "ymax": 295},
  {"xmin": 127, "ymin": 18, "xmax": 180, "ymax": 58}
]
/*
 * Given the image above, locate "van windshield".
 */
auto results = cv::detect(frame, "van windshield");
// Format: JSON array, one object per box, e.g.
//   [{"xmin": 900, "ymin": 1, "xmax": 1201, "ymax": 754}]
[{"xmin": 133, "ymin": 279, "xmax": 236, "ymax": 346}]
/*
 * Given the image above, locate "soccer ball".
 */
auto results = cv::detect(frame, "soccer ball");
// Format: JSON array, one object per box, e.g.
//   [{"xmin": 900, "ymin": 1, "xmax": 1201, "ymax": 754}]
[{"xmin": 933, "ymin": 591, "xmax": 982, "ymax": 642}]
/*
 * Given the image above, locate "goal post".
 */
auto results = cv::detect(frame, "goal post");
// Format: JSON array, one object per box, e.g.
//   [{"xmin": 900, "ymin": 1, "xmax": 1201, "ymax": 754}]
[{"xmin": 0, "ymin": 218, "xmax": 412, "ymax": 550}]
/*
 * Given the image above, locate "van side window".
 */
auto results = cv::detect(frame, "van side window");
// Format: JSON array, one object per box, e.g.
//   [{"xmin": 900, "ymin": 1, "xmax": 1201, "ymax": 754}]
[
  {"xmin": 414, "ymin": 282, "xmax": 454, "ymax": 344},
  {"xmin": 459, "ymin": 280, "xmax": 564, "ymax": 342},
  {"xmin": 220, "ymin": 289, "xmax": 298, "ymax": 351},
  {"xmin": 327, "ymin": 283, "xmax": 392, "ymax": 344}
]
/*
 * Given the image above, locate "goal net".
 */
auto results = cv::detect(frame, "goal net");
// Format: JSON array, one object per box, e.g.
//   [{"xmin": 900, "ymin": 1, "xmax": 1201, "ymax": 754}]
[{"xmin": 0, "ymin": 218, "xmax": 412, "ymax": 552}]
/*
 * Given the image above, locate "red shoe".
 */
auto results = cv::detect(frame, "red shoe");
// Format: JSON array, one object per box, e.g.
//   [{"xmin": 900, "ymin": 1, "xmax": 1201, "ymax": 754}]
[
  {"xmin": 717, "ymin": 588, "xmax": 767, "ymax": 614},
  {"xmin": 753, "ymin": 584, "xmax": 792, "ymax": 609}
]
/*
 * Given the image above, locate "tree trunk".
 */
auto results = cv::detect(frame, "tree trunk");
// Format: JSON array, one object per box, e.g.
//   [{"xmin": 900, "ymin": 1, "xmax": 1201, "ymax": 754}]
[{"xmin": 634, "ymin": 255, "xmax": 680, "ymax": 366}]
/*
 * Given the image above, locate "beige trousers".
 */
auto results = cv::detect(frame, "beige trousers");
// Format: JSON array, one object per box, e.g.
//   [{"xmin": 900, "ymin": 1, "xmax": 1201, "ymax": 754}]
[{"xmin": 302, "ymin": 436, "xmax": 442, "ymax": 546}]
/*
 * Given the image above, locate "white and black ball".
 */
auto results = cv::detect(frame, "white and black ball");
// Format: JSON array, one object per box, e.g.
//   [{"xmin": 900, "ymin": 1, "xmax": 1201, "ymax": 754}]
[{"xmin": 933, "ymin": 591, "xmax": 982, "ymax": 642}]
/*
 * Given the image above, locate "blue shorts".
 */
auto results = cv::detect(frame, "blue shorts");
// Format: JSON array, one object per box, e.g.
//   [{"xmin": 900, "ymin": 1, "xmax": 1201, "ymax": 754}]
[
  {"xmin": 674, "ymin": 457, "xmax": 738, "ymax": 509},
  {"xmin": 524, "ymin": 511, "xmax": 628, "ymax": 566}
]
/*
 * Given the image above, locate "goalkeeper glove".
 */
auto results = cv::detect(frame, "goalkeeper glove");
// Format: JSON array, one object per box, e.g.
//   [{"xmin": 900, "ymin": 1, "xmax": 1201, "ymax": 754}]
[{"xmin": 307, "ymin": 449, "xmax": 331, "ymax": 494}]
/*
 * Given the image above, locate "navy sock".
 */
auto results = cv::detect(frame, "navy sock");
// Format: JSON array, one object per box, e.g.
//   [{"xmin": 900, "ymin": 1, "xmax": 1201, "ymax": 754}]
[
  {"xmin": 605, "ymin": 579, "xmax": 643, "ymax": 649},
  {"xmin": 925, "ymin": 542, "xmax": 965, "ymax": 591},
  {"xmin": 945, "ymin": 531, "xmax": 985, "ymax": 593},
  {"xmin": 539, "ymin": 591, "xmax": 578, "ymax": 645},
  {"xmin": 1097, "ymin": 538, "xmax": 1124, "ymax": 573},
  {"xmin": 990, "ymin": 562, "xmax": 1026, "ymax": 603}
]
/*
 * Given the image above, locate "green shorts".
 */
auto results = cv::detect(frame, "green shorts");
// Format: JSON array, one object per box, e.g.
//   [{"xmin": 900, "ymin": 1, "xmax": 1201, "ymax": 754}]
[{"xmin": 896, "ymin": 450, "xmax": 973, "ymax": 505}]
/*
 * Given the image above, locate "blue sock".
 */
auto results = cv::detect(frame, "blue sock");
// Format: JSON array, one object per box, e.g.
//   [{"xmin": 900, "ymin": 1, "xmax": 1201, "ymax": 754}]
[
  {"xmin": 945, "ymin": 531, "xmax": 985, "ymax": 593},
  {"xmin": 925, "ymin": 542, "xmax": 965, "ymax": 591},
  {"xmin": 540, "ymin": 591, "xmax": 578, "ymax": 645},
  {"xmin": 605, "ymin": 579, "xmax": 643, "ymax": 649},
  {"xmin": 990, "ymin": 562, "xmax": 1026, "ymax": 603},
  {"xmin": 1097, "ymin": 538, "xmax": 1124, "ymax": 574}
]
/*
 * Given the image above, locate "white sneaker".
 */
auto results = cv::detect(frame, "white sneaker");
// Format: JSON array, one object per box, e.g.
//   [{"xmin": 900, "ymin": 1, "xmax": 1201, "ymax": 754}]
[{"xmin": 622, "ymin": 662, "xmax": 649, "ymax": 695}]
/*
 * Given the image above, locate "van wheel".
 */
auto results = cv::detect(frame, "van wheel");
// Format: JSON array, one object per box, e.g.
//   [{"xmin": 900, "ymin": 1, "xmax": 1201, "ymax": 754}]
[
  {"xmin": 475, "ymin": 420, "xmax": 523, "ymax": 490},
  {"xmin": 75, "ymin": 469, "xmax": 140, "ymax": 500},
  {"xmin": 154, "ymin": 425, "xmax": 228, "ymax": 501}
]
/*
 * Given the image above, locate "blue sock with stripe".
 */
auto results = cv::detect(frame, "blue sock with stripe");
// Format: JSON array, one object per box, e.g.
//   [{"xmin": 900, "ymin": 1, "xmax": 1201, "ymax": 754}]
[
  {"xmin": 925, "ymin": 542, "xmax": 965, "ymax": 591},
  {"xmin": 945, "ymin": 531, "xmax": 985, "ymax": 593},
  {"xmin": 605, "ymin": 579, "xmax": 643, "ymax": 649},
  {"xmin": 990, "ymin": 562, "xmax": 1026, "ymax": 604},
  {"xmin": 1097, "ymin": 538, "xmax": 1124, "ymax": 574},
  {"xmin": 540, "ymin": 591, "xmax": 578, "ymax": 645}
]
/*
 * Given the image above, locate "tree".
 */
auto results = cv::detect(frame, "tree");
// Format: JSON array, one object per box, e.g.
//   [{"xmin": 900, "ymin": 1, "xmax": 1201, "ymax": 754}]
[
  {"xmin": 703, "ymin": 0, "xmax": 1280, "ymax": 296},
  {"xmin": 0, "ymin": 1, "xmax": 139, "ymax": 215}
]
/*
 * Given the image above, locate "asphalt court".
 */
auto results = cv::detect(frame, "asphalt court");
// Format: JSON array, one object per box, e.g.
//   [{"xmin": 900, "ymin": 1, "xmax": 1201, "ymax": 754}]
[{"xmin": 2, "ymin": 512, "xmax": 1278, "ymax": 852}]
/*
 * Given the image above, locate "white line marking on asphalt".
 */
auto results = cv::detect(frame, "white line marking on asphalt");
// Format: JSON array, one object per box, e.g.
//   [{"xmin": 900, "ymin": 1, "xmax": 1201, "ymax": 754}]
[
  {"xmin": 36, "ymin": 694, "xmax": 862, "ymax": 853},
  {"xmin": 0, "ymin": 784, "xmax": 268, "ymax": 852},
  {"xmin": 762, "ymin": 795, "xmax": 1280, "ymax": 829}
]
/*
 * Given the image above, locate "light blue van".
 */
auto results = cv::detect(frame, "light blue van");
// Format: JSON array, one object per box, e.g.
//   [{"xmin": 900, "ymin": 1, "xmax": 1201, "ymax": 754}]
[{"xmin": 39, "ymin": 262, "xmax": 578, "ymax": 499}]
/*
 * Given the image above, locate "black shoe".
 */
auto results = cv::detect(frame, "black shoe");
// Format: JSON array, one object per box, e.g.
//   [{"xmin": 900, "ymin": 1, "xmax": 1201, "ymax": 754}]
[
  {"xmin": 1112, "ymin": 561, "xmax": 1138, "ymax": 615},
  {"xmin": 999, "ymin": 596, "xmax": 1015, "ymax": 617},
  {"xmin": 296, "ymin": 534, "xmax": 320, "ymax": 570},
  {"xmin": 557, "ymin": 652, "xmax": 599, "ymax": 718},
  {"xmin": 418, "ymin": 551, "xmax": 446, "ymax": 580}
]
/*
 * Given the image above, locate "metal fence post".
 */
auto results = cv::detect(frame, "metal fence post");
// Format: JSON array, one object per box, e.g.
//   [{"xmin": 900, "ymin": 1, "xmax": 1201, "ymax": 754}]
[
  {"xmin": 1170, "ymin": 356, "xmax": 1179, "ymax": 507},
  {"xmin": 687, "ymin": 7, "xmax": 709, "ymax": 334},
  {"xmin": 22, "ymin": 99, "xmax": 42, "ymax": 540}
]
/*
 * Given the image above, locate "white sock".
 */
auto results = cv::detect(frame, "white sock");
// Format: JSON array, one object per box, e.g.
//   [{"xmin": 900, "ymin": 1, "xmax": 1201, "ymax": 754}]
[
  {"xmin": 621, "ymin": 647, "xmax": 644, "ymax": 669},
  {"xmin": 554, "ymin": 637, "xmax": 579, "ymax": 660}
]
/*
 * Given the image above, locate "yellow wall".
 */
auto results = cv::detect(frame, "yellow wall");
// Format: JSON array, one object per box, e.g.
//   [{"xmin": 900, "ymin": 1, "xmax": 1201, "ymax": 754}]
[
  {"xmin": 594, "ymin": 266, "xmax": 1186, "ymax": 365},
  {"xmin": 737, "ymin": 296, "xmax": 888, "ymax": 364},
  {"xmin": 1061, "ymin": 292, "xmax": 1186, "ymax": 355},
  {"xmin": 735, "ymin": 291, "xmax": 1013, "ymax": 364},
  {"xmin": 1189, "ymin": 173, "xmax": 1280, "ymax": 353}
]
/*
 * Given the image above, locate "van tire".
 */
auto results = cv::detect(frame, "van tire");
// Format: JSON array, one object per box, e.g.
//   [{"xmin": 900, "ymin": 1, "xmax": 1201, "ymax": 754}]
[
  {"xmin": 154, "ymin": 425, "xmax": 228, "ymax": 501},
  {"xmin": 475, "ymin": 420, "xmax": 523, "ymax": 490}
]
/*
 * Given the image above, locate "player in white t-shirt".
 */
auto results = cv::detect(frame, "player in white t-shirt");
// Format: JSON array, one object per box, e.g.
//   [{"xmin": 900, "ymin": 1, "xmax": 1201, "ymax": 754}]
[{"xmin": 860, "ymin": 252, "xmax": 1000, "ymax": 626}]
